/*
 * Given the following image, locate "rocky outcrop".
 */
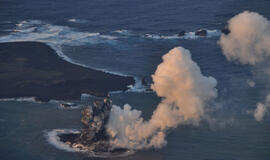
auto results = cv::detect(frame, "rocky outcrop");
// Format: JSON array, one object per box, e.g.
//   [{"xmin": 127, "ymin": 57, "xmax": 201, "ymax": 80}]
[
  {"xmin": 195, "ymin": 29, "xmax": 207, "ymax": 36},
  {"xmin": 79, "ymin": 98, "xmax": 112, "ymax": 145},
  {"xmin": 221, "ymin": 26, "xmax": 230, "ymax": 35},
  {"xmin": 58, "ymin": 98, "xmax": 120, "ymax": 152},
  {"xmin": 141, "ymin": 76, "xmax": 152, "ymax": 86},
  {"xmin": 178, "ymin": 30, "xmax": 186, "ymax": 37}
]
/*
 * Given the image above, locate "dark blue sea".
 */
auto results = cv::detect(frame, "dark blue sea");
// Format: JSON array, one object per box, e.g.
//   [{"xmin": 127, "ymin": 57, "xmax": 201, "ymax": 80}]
[{"xmin": 0, "ymin": 0, "xmax": 270, "ymax": 160}]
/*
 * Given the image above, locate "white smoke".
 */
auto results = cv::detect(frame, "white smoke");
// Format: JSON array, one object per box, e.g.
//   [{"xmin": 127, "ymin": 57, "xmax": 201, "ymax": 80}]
[
  {"xmin": 219, "ymin": 11, "xmax": 270, "ymax": 65},
  {"xmin": 254, "ymin": 103, "xmax": 266, "ymax": 122},
  {"xmin": 246, "ymin": 79, "xmax": 256, "ymax": 88},
  {"xmin": 219, "ymin": 11, "xmax": 270, "ymax": 122},
  {"xmin": 106, "ymin": 47, "xmax": 218, "ymax": 150},
  {"xmin": 254, "ymin": 94, "xmax": 270, "ymax": 122}
]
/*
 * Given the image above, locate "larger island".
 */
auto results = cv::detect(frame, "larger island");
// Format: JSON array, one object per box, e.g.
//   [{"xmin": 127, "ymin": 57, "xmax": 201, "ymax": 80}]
[{"xmin": 0, "ymin": 42, "xmax": 135, "ymax": 102}]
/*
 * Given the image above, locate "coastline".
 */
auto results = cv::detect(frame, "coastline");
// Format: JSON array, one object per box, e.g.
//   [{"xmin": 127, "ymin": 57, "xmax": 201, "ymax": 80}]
[{"xmin": 0, "ymin": 42, "xmax": 135, "ymax": 102}]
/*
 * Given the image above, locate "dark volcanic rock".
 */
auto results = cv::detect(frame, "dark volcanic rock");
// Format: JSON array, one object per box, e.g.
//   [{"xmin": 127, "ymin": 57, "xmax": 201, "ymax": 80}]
[
  {"xmin": 221, "ymin": 26, "xmax": 230, "ymax": 35},
  {"xmin": 195, "ymin": 29, "xmax": 207, "ymax": 36},
  {"xmin": 141, "ymin": 76, "xmax": 152, "ymax": 86},
  {"xmin": 0, "ymin": 42, "xmax": 135, "ymax": 101},
  {"xmin": 58, "ymin": 133, "xmax": 80, "ymax": 144},
  {"xmin": 178, "ymin": 31, "xmax": 186, "ymax": 37},
  {"xmin": 59, "ymin": 98, "xmax": 114, "ymax": 152},
  {"xmin": 79, "ymin": 98, "xmax": 112, "ymax": 144}
]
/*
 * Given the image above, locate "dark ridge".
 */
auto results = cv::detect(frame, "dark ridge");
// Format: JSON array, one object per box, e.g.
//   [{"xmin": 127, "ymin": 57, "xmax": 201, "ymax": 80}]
[
  {"xmin": 57, "ymin": 98, "xmax": 129, "ymax": 153},
  {"xmin": 0, "ymin": 41, "xmax": 135, "ymax": 102}
]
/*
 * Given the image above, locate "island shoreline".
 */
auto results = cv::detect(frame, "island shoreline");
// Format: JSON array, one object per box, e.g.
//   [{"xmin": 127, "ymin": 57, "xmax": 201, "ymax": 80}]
[{"xmin": 0, "ymin": 41, "xmax": 135, "ymax": 102}]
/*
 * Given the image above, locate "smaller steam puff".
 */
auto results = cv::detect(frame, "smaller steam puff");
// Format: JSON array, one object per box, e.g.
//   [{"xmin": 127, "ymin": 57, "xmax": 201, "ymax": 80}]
[
  {"xmin": 254, "ymin": 95, "xmax": 270, "ymax": 122},
  {"xmin": 219, "ymin": 11, "xmax": 270, "ymax": 65}
]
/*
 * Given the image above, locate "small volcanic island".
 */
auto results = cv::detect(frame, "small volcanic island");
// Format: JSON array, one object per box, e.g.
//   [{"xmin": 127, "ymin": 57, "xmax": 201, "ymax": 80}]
[
  {"xmin": 0, "ymin": 42, "xmax": 135, "ymax": 101},
  {"xmin": 56, "ymin": 98, "xmax": 132, "ymax": 156}
]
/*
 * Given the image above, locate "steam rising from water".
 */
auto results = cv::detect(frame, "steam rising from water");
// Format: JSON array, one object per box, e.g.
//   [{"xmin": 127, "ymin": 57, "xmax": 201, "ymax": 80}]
[
  {"xmin": 144, "ymin": 29, "xmax": 221, "ymax": 40},
  {"xmin": 254, "ymin": 95, "xmax": 270, "ymax": 122},
  {"xmin": 219, "ymin": 11, "xmax": 270, "ymax": 65},
  {"xmin": 254, "ymin": 103, "xmax": 267, "ymax": 122},
  {"xmin": 219, "ymin": 11, "xmax": 270, "ymax": 121},
  {"xmin": 106, "ymin": 47, "xmax": 218, "ymax": 149}
]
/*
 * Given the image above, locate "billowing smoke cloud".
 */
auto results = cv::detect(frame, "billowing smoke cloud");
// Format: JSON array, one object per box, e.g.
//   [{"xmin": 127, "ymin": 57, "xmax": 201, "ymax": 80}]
[
  {"xmin": 254, "ymin": 95, "xmax": 270, "ymax": 122},
  {"xmin": 219, "ymin": 11, "xmax": 270, "ymax": 65},
  {"xmin": 219, "ymin": 11, "xmax": 270, "ymax": 122},
  {"xmin": 106, "ymin": 47, "xmax": 217, "ymax": 150}
]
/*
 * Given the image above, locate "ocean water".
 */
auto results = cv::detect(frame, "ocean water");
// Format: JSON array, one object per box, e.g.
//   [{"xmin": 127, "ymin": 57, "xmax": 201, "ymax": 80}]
[{"xmin": 1, "ymin": 0, "xmax": 270, "ymax": 159}]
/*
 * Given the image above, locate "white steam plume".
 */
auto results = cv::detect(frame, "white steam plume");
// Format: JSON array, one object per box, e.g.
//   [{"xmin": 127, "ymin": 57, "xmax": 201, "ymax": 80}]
[
  {"xmin": 254, "ymin": 103, "xmax": 266, "ymax": 122},
  {"xmin": 106, "ymin": 47, "xmax": 218, "ymax": 150},
  {"xmin": 219, "ymin": 11, "xmax": 270, "ymax": 65},
  {"xmin": 219, "ymin": 11, "xmax": 270, "ymax": 121},
  {"xmin": 254, "ymin": 95, "xmax": 270, "ymax": 122},
  {"xmin": 247, "ymin": 79, "xmax": 255, "ymax": 88}
]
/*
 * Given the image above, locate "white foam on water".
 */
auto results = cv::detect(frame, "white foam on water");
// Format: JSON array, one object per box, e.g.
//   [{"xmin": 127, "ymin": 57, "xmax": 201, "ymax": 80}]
[
  {"xmin": 67, "ymin": 18, "xmax": 88, "ymax": 23},
  {"xmin": 112, "ymin": 29, "xmax": 133, "ymax": 36},
  {"xmin": 0, "ymin": 20, "xmax": 112, "ymax": 46},
  {"xmin": 109, "ymin": 77, "xmax": 143, "ymax": 95},
  {"xmin": 89, "ymin": 149, "xmax": 135, "ymax": 158},
  {"xmin": 45, "ymin": 129, "xmax": 84, "ymax": 152},
  {"xmin": 0, "ymin": 20, "xmax": 107, "ymax": 46},
  {"xmin": 0, "ymin": 20, "xmax": 135, "ymax": 78},
  {"xmin": 45, "ymin": 129, "xmax": 135, "ymax": 157},
  {"xmin": 68, "ymin": 19, "xmax": 77, "ymax": 22},
  {"xmin": 184, "ymin": 32, "xmax": 197, "ymax": 39},
  {"xmin": 143, "ymin": 29, "xmax": 221, "ymax": 40},
  {"xmin": 15, "ymin": 20, "xmax": 28, "ymax": 27},
  {"xmin": 110, "ymin": 77, "xmax": 152, "ymax": 94},
  {"xmin": 99, "ymin": 35, "xmax": 118, "ymax": 40},
  {"xmin": 126, "ymin": 77, "xmax": 149, "ymax": 93},
  {"xmin": 109, "ymin": 90, "xmax": 124, "ymax": 94},
  {"xmin": 143, "ymin": 33, "xmax": 166, "ymax": 39},
  {"xmin": 207, "ymin": 29, "xmax": 221, "ymax": 37},
  {"xmin": 0, "ymin": 97, "xmax": 42, "ymax": 103},
  {"xmin": 58, "ymin": 103, "xmax": 82, "ymax": 110},
  {"xmin": 13, "ymin": 27, "xmax": 37, "ymax": 33}
]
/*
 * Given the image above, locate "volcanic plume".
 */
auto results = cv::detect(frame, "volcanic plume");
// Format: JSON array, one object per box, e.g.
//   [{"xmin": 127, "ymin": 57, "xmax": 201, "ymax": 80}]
[
  {"xmin": 106, "ymin": 47, "xmax": 218, "ymax": 149},
  {"xmin": 219, "ymin": 11, "xmax": 270, "ymax": 121}
]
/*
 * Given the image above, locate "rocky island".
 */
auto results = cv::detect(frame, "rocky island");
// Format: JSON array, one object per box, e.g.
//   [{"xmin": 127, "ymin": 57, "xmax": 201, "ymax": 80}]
[
  {"xmin": 0, "ymin": 42, "xmax": 135, "ymax": 101},
  {"xmin": 57, "ymin": 98, "xmax": 130, "ymax": 156}
]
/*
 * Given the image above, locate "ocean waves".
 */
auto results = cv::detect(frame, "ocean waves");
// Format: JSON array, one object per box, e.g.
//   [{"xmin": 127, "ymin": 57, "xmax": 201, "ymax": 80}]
[
  {"xmin": 0, "ymin": 97, "xmax": 40, "ymax": 103},
  {"xmin": 0, "ymin": 20, "xmax": 222, "ymax": 94},
  {"xmin": 67, "ymin": 18, "xmax": 88, "ymax": 24},
  {"xmin": 0, "ymin": 20, "xmax": 222, "ymax": 47},
  {"xmin": 1, "ymin": 20, "xmax": 117, "ymax": 45},
  {"xmin": 44, "ymin": 129, "xmax": 135, "ymax": 157},
  {"xmin": 0, "ymin": 20, "xmax": 122, "ymax": 76},
  {"xmin": 45, "ymin": 129, "xmax": 83, "ymax": 152},
  {"xmin": 0, "ymin": 20, "xmax": 222, "ymax": 59},
  {"xmin": 143, "ymin": 29, "xmax": 221, "ymax": 40}
]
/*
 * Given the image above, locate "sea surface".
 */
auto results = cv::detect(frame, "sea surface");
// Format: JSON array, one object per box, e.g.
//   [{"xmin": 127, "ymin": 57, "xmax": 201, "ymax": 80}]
[{"xmin": 1, "ymin": 0, "xmax": 270, "ymax": 160}]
